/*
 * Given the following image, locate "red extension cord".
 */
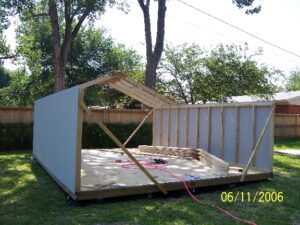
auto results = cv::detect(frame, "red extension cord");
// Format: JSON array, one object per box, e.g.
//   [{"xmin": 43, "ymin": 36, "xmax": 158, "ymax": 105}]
[{"xmin": 111, "ymin": 159, "xmax": 257, "ymax": 225}]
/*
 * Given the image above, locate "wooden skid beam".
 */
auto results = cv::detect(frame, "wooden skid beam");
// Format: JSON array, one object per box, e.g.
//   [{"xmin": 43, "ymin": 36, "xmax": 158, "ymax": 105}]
[
  {"xmin": 81, "ymin": 104, "xmax": 167, "ymax": 195},
  {"xmin": 123, "ymin": 109, "xmax": 153, "ymax": 147},
  {"xmin": 240, "ymin": 108, "xmax": 274, "ymax": 182}
]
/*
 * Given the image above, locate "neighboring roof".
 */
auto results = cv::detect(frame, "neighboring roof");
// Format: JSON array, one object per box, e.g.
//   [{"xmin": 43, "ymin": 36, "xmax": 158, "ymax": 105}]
[
  {"xmin": 229, "ymin": 91, "xmax": 300, "ymax": 105},
  {"xmin": 79, "ymin": 72, "xmax": 177, "ymax": 108}
]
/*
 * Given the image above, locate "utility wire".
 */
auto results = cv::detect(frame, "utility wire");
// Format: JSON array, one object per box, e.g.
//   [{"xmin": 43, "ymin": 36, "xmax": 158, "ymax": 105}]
[
  {"xmin": 177, "ymin": 0, "xmax": 300, "ymax": 60},
  {"xmin": 166, "ymin": 15, "xmax": 300, "ymax": 65},
  {"xmin": 127, "ymin": 0, "xmax": 299, "ymax": 65}
]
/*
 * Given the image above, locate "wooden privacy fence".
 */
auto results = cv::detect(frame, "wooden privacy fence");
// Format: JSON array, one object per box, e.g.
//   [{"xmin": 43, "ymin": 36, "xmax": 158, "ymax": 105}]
[
  {"xmin": 0, "ymin": 107, "xmax": 34, "ymax": 123},
  {"xmin": 85, "ymin": 108, "xmax": 152, "ymax": 124},
  {"xmin": 275, "ymin": 113, "xmax": 300, "ymax": 140},
  {"xmin": 0, "ymin": 107, "xmax": 152, "ymax": 124},
  {"xmin": 1, "ymin": 106, "xmax": 300, "ymax": 140}
]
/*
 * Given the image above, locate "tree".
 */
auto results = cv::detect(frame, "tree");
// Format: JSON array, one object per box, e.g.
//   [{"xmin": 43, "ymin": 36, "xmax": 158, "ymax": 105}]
[
  {"xmin": 160, "ymin": 43, "xmax": 280, "ymax": 104},
  {"xmin": 2, "ymin": 20, "xmax": 143, "ymax": 106},
  {"xmin": 0, "ymin": 0, "xmax": 122, "ymax": 92},
  {"xmin": 137, "ymin": 0, "xmax": 260, "ymax": 90},
  {"xmin": 65, "ymin": 27, "xmax": 144, "ymax": 106},
  {"xmin": 233, "ymin": 0, "xmax": 261, "ymax": 14},
  {"xmin": 137, "ymin": 0, "xmax": 166, "ymax": 89},
  {"xmin": 0, "ymin": 65, "xmax": 11, "ymax": 88},
  {"xmin": 0, "ymin": 29, "xmax": 12, "ymax": 60},
  {"xmin": 0, "ymin": 69, "xmax": 32, "ymax": 106},
  {"xmin": 160, "ymin": 43, "xmax": 203, "ymax": 104},
  {"xmin": 286, "ymin": 70, "xmax": 300, "ymax": 91}
]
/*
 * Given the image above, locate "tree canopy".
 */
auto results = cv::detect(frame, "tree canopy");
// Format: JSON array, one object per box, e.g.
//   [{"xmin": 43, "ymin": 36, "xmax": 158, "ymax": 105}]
[
  {"xmin": 160, "ymin": 43, "xmax": 280, "ymax": 104},
  {"xmin": 286, "ymin": 70, "xmax": 300, "ymax": 91},
  {"xmin": 0, "ymin": 65, "xmax": 10, "ymax": 88},
  {"xmin": 0, "ymin": 29, "xmax": 11, "ymax": 60},
  {"xmin": 0, "ymin": 0, "xmax": 263, "ymax": 94},
  {"xmin": 0, "ymin": 23, "xmax": 143, "ymax": 106},
  {"xmin": 0, "ymin": 0, "xmax": 276, "ymax": 108},
  {"xmin": 0, "ymin": 0, "xmax": 126, "ymax": 91},
  {"xmin": 233, "ymin": 0, "xmax": 261, "ymax": 14}
]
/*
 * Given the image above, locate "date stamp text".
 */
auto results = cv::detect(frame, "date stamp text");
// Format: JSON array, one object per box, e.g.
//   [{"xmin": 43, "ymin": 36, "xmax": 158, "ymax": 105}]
[{"xmin": 220, "ymin": 191, "xmax": 284, "ymax": 203}]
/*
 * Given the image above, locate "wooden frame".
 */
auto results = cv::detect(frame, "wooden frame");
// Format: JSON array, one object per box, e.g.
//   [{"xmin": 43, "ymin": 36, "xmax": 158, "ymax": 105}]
[
  {"xmin": 152, "ymin": 102, "xmax": 274, "ymax": 171},
  {"xmin": 75, "ymin": 90, "xmax": 84, "ymax": 192},
  {"xmin": 220, "ymin": 107, "xmax": 224, "ymax": 159},
  {"xmin": 33, "ymin": 73, "xmax": 274, "ymax": 201},
  {"xmin": 138, "ymin": 145, "xmax": 229, "ymax": 172},
  {"xmin": 157, "ymin": 101, "xmax": 273, "ymax": 109},
  {"xmin": 240, "ymin": 108, "xmax": 274, "ymax": 182},
  {"xmin": 79, "ymin": 72, "xmax": 177, "ymax": 108},
  {"xmin": 75, "ymin": 171, "xmax": 272, "ymax": 200},
  {"xmin": 80, "ymin": 103, "xmax": 167, "ymax": 195},
  {"xmin": 235, "ymin": 106, "xmax": 240, "ymax": 163},
  {"xmin": 195, "ymin": 149, "xmax": 229, "ymax": 172}
]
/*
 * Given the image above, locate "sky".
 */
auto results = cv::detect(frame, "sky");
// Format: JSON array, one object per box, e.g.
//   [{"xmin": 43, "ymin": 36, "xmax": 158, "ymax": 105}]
[
  {"xmin": 3, "ymin": 0, "xmax": 300, "ymax": 79},
  {"xmin": 97, "ymin": 0, "xmax": 300, "ymax": 75}
]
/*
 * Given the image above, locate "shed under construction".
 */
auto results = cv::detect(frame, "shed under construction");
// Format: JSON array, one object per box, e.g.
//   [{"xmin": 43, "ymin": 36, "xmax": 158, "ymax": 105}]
[{"xmin": 33, "ymin": 72, "xmax": 274, "ymax": 200}]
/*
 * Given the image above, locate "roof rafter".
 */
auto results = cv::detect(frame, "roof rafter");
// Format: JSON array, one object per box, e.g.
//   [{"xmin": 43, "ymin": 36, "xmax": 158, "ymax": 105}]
[{"xmin": 79, "ymin": 72, "xmax": 177, "ymax": 108}]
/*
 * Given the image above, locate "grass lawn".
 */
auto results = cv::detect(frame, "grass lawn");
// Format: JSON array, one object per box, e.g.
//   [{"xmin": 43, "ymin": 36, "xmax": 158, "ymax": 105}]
[{"xmin": 0, "ymin": 141, "xmax": 299, "ymax": 225}]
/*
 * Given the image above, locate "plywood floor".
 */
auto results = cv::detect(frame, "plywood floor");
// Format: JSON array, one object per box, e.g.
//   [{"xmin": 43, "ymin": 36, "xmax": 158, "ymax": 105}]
[{"xmin": 80, "ymin": 149, "xmax": 265, "ymax": 192}]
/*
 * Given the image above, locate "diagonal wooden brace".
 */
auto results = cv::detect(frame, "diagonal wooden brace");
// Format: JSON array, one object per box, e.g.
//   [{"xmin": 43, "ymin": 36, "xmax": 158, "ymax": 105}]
[
  {"xmin": 123, "ymin": 109, "xmax": 153, "ymax": 147},
  {"xmin": 80, "ymin": 103, "xmax": 167, "ymax": 195},
  {"xmin": 240, "ymin": 108, "xmax": 274, "ymax": 182}
]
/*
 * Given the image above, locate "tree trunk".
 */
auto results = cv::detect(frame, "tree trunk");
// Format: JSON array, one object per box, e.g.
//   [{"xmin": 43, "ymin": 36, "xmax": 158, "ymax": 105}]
[
  {"xmin": 49, "ymin": 1, "xmax": 89, "ymax": 92},
  {"xmin": 145, "ymin": 57, "xmax": 156, "ymax": 89},
  {"xmin": 54, "ymin": 64, "xmax": 66, "ymax": 92},
  {"xmin": 138, "ymin": 0, "xmax": 167, "ymax": 90},
  {"xmin": 49, "ymin": 1, "xmax": 64, "ymax": 92}
]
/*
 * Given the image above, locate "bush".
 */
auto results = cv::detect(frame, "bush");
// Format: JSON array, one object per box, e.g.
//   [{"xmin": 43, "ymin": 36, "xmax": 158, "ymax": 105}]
[
  {"xmin": 0, "ymin": 123, "xmax": 33, "ymax": 150},
  {"xmin": 0, "ymin": 122, "xmax": 152, "ymax": 151},
  {"xmin": 82, "ymin": 123, "xmax": 152, "ymax": 148}
]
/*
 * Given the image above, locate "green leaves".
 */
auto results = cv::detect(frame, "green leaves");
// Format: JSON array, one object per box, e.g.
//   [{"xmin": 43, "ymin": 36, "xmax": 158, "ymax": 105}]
[
  {"xmin": 232, "ymin": 0, "xmax": 261, "ymax": 14},
  {"xmin": 160, "ymin": 43, "xmax": 280, "ymax": 104},
  {"xmin": 0, "ymin": 66, "xmax": 10, "ymax": 88},
  {"xmin": 160, "ymin": 43, "xmax": 204, "ymax": 103},
  {"xmin": 0, "ymin": 29, "xmax": 13, "ymax": 60},
  {"xmin": 286, "ymin": 70, "xmax": 300, "ymax": 91},
  {"xmin": 2, "ymin": 22, "xmax": 143, "ymax": 106}
]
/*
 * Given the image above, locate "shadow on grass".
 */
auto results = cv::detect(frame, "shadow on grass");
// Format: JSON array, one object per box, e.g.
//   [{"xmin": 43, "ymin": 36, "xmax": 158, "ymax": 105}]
[{"xmin": 274, "ymin": 139, "xmax": 300, "ymax": 150}]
